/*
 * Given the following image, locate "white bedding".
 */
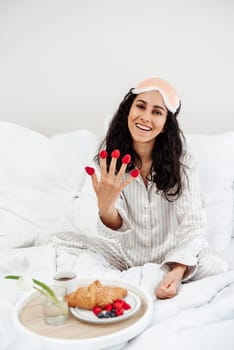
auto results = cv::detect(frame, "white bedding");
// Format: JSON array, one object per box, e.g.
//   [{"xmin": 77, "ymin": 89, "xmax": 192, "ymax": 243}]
[
  {"xmin": 1, "ymin": 244, "xmax": 234, "ymax": 350},
  {"xmin": 1, "ymin": 122, "xmax": 234, "ymax": 350}
]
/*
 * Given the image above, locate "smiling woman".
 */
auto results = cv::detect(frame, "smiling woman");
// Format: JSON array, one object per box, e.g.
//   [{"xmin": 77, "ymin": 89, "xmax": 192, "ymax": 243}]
[
  {"xmin": 82, "ymin": 76, "xmax": 228, "ymax": 301},
  {"xmin": 95, "ymin": 77, "xmax": 183, "ymax": 197},
  {"xmin": 127, "ymin": 91, "xmax": 168, "ymax": 147}
]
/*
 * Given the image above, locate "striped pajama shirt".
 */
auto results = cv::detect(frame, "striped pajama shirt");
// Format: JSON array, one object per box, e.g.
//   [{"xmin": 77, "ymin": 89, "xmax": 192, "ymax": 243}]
[
  {"xmin": 92, "ymin": 152, "xmax": 228, "ymax": 281},
  {"xmin": 53, "ymin": 152, "xmax": 228, "ymax": 281}
]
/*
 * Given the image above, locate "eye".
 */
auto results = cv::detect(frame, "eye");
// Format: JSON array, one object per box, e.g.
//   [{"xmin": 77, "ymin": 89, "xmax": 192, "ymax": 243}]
[
  {"xmin": 136, "ymin": 103, "xmax": 145, "ymax": 110},
  {"xmin": 152, "ymin": 109, "xmax": 163, "ymax": 116}
]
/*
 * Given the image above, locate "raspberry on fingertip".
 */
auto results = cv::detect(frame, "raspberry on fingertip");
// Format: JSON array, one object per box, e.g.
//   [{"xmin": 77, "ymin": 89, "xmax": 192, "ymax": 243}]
[
  {"xmin": 85, "ymin": 166, "xmax": 95, "ymax": 176},
  {"xmin": 99, "ymin": 150, "xmax": 108, "ymax": 159},
  {"xmin": 121, "ymin": 154, "xmax": 131, "ymax": 165},
  {"xmin": 130, "ymin": 169, "xmax": 140, "ymax": 178},
  {"xmin": 111, "ymin": 149, "xmax": 120, "ymax": 158}
]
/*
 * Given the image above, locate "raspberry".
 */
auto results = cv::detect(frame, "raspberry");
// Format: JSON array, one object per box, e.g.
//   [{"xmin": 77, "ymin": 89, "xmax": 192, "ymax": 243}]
[
  {"xmin": 115, "ymin": 307, "xmax": 124, "ymax": 316},
  {"xmin": 115, "ymin": 299, "xmax": 125, "ymax": 304},
  {"xmin": 92, "ymin": 306, "xmax": 103, "ymax": 316},
  {"xmin": 122, "ymin": 154, "xmax": 131, "ymax": 164},
  {"xmin": 85, "ymin": 166, "xmax": 95, "ymax": 176},
  {"xmin": 123, "ymin": 301, "xmax": 131, "ymax": 310},
  {"xmin": 130, "ymin": 169, "xmax": 140, "ymax": 178},
  {"xmin": 105, "ymin": 303, "xmax": 113, "ymax": 311},
  {"xmin": 99, "ymin": 150, "xmax": 108, "ymax": 159},
  {"xmin": 111, "ymin": 149, "xmax": 120, "ymax": 158},
  {"xmin": 113, "ymin": 299, "xmax": 125, "ymax": 309}
]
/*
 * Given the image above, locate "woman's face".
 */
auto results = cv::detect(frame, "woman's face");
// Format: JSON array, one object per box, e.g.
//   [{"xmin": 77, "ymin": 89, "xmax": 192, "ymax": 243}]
[{"xmin": 128, "ymin": 91, "xmax": 168, "ymax": 147}]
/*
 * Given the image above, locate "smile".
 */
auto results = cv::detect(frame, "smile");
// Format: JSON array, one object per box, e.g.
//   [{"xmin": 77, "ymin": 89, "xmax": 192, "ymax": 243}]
[{"xmin": 136, "ymin": 123, "xmax": 152, "ymax": 131}]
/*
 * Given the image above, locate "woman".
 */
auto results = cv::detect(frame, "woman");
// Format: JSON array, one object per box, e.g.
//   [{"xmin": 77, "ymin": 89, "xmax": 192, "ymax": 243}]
[{"xmin": 85, "ymin": 77, "xmax": 228, "ymax": 299}]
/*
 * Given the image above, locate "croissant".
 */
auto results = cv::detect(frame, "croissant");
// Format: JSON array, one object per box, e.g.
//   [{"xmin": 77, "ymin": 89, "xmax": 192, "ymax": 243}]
[{"xmin": 65, "ymin": 280, "xmax": 127, "ymax": 309}]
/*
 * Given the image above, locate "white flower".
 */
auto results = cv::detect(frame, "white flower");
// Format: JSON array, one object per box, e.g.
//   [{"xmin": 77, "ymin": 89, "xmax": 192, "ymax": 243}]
[{"xmin": 17, "ymin": 273, "xmax": 34, "ymax": 291}]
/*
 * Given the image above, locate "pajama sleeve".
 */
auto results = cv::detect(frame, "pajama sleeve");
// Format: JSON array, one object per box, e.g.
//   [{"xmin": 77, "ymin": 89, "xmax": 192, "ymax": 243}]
[
  {"xmin": 160, "ymin": 153, "xmax": 208, "ymax": 281},
  {"xmin": 97, "ymin": 192, "xmax": 134, "ymax": 239}
]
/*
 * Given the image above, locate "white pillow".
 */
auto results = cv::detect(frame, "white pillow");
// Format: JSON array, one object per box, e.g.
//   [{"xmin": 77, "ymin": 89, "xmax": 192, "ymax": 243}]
[
  {"xmin": 0, "ymin": 122, "xmax": 98, "ymax": 248},
  {"xmin": 186, "ymin": 132, "xmax": 234, "ymax": 252},
  {"xmin": 73, "ymin": 170, "xmax": 99, "ymax": 236},
  {"xmin": 232, "ymin": 183, "xmax": 234, "ymax": 237},
  {"xmin": 48, "ymin": 130, "xmax": 97, "ymax": 192}
]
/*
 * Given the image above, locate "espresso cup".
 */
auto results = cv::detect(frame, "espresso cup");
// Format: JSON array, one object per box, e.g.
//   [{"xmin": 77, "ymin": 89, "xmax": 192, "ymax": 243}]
[{"xmin": 53, "ymin": 271, "xmax": 77, "ymax": 293}]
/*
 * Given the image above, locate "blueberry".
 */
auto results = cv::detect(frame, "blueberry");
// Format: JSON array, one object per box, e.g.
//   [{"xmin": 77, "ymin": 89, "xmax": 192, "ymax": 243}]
[
  {"xmin": 97, "ymin": 312, "xmax": 105, "ymax": 318},
  {"xmin": 110, "ymin": 311, "xmax": 117, "ymax": 317},
  {"xmin": 105, "ymin": 311, "xmax": 112, "ymax": 318}
]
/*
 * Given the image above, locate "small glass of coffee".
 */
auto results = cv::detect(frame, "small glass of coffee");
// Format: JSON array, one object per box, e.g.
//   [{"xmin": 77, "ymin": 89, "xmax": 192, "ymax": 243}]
[{"xmin": 53, "ymin": 271, "xmax": 77, "ymax": 293}]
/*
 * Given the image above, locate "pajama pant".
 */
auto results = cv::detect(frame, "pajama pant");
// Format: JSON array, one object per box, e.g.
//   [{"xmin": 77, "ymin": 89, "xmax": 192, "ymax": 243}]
[
  {"xmin": 52, "ymin": 232, "xmax": 229, "ymax": 283},
  {"xmin": 190, "ymin": 247, "xmax": 229, "ymax": 281}
]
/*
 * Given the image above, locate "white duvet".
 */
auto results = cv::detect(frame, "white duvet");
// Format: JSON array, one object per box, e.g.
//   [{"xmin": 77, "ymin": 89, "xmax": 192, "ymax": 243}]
[{"xmin": 1, "ymin": 245, "xmax": 234, "ymax": 350}]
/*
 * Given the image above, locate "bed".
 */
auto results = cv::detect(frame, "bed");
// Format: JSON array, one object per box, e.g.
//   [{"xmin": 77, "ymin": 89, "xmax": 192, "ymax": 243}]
[{"xmin": 1, "ymin": 121, "xmax": 234, "ymax": 350}]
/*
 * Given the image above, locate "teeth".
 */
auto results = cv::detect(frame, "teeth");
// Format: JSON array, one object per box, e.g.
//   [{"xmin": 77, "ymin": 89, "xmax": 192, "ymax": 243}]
[{"xmin": 136, "ymin": 123, "xmax": 152, "ymax": 131}]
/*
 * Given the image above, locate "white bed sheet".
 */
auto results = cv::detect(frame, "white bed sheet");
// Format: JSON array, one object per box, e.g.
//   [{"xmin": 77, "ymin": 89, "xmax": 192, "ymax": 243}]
[
  {"xmin": 220, "ymin": 238, "xmax": 234, "ymax": 269},
  {"xmin": 1, "ymin": 245, "xmax": 234, "ymax": 350}
]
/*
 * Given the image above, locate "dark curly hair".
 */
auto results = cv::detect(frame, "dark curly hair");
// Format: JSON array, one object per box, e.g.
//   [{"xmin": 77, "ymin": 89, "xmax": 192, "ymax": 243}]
[{"xmin": 95, "ymin": 89, "xmax": 187, "ymax": 201}]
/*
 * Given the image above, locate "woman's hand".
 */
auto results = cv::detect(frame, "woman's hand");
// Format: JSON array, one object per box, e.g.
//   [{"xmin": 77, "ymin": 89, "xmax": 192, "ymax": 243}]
[
  {"xmin": 155, "ymin": 263, "xmax": 187, "ymax": 299},
  {"xmin": 85, "ymin": 149, "xmax": 139, "ymax": 229}
]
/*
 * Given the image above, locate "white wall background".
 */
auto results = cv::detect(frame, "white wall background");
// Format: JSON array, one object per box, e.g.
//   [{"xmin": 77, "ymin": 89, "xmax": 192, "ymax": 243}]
[{"xmin": 0, "ymin": 0, "xmax": 233, "ymax": 139}]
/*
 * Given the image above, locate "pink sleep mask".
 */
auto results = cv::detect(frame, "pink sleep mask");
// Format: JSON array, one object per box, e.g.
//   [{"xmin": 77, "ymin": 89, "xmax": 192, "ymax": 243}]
[{"xmin": 132, "ymin": 77, "xmax": 180, "ymax": 113}]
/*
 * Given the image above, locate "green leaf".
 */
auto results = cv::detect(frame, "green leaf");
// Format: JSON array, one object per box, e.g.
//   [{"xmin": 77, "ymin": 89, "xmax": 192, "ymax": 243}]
[
  {"xmin": 4, "ymin": 275, "xmax": 55, "ymax": 298},
  {"xmin": 32, "ymin": 279, "xmax": 57, "ymax": 299},
  {"xmin": 4, "ymin": 274, "xmax": 61, "ymax": 307},
  {"xmin": 4, "ymin": 275, "xmax": 20, "ymax": 280}
]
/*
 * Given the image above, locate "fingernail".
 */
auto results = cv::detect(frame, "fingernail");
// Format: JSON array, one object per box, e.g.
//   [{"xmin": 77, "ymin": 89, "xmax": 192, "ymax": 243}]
[
  {"xmin": 85, "ymin": 166, "xmax": 95, "ymax": 175},
  {"xmin": 99, "ymin": 150, "xmax": 108, "ymax": 159},
  {"xmin": 130, "ymin": 169, "xmax": 140, "ymax": 178},
  {"xmin": 122, "ymin": 154, "xmax": 131, "ymax": 164},
  {"xmin": 111, "ymin": 149, "xmax": 120, "ymax": 158}
]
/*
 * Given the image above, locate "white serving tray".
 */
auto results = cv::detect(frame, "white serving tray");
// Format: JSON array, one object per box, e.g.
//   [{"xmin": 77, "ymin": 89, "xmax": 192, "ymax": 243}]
[{"xmin": 14, "ymin": 278, "xmax": 154, "ymax": 350}]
